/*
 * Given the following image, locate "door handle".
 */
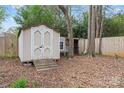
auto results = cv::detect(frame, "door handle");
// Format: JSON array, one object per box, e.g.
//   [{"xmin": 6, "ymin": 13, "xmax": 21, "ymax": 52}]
[{"xmin": 40, "ymin": 45, "xmax": 43, "ymax": 48}]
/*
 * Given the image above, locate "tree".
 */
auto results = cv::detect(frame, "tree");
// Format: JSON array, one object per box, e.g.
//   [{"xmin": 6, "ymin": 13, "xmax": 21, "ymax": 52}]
[
  {"xmin": 94, "ymin": 5, "xmax": 103, "ymax": 54},
  {"xmin": 103, "ymin": 13, "xmax": 124, "ymax": 37},
  {"xmin": 0, "ymin": 6, "xmax": 6, "ymax": 29},
  {"xmin": 98, "ymin": 6, "xmax": 104, "ymax": 54},
  {"xmin": 87, "ymin": 5, "xmax": 96, "ymax": 57},
  {"xmin": 90, "ymin": 5, "xmax": 96, "ymax": 57},
  {"xmin": 96, "ymin": 6, "xmax": 101, "ymax": 38},
  {"xmin": 58, "ymin": 5, "xmax": 74, "ymax": 57},
  {"xmin": 14, "ymin": 6, "xmax": 53, "ymax": 28},
  {"xmin": 14, "ymin": 5, "xmax": 69, "ymax": 37},
  {"xmin": 87, "ymin": 5, "xmax": 104, "ymax": 56},
  {"xmin": 73, "ymin": 12, "xmax": 88, "ymax": 38},
  {"xmin": 87, "ymin": 6, "xmax": 92, "ymax": 54}
]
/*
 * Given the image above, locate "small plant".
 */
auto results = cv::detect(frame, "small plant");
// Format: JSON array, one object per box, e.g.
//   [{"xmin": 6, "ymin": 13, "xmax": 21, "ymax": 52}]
[
  {"xmin": 10, "ymin": 78, "xmax": 28, "ymax": 88},
  {"xmin": 32, "ymin": 80, "xmax": 42, "ymax": 88}
]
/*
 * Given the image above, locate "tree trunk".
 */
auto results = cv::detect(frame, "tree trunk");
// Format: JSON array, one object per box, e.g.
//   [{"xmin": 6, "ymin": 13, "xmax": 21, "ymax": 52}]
[
  {"xmin": 66, "ymin": 14, "xmax": 74, "ymax": 57},
  {"xmin": 86, "ymin": 5, "xmax": 92, "ymax": 54},
  {"xmin": 89, "ymin": 5, "xmax": 96, "ymax": 57},
  {"xmin": 96, "ymin": 6, "xmax": 101, "ymax": 38},
  {"xmin": 99, "ymin": 18, "xmax": 103, "ymax": 55},
  {"xmin": 87, "ymin": 5, "xmax": 103, "ymax": 56},
  {"xmin": 99, "ymin": 6, "xmax": 103, "ymax": 55},
  {"xmin": 58, "ymin": 5, "xmax": 74, "ymax": 57}
]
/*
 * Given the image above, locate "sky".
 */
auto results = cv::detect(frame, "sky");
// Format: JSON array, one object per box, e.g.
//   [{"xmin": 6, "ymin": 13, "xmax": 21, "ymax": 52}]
[
  {"xmin": 0, "ymin": 5, "xmax": 17, "ymax": 32},
  {"xmin": 1, "ymin": 5, "xmax": 124, "ymax": 32}
]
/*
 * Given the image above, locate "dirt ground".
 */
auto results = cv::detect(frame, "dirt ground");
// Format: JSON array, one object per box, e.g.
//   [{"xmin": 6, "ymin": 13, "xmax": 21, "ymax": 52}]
[{"xmin": 0, "ymin": 56, "xmax": 124, "ymax": 88}]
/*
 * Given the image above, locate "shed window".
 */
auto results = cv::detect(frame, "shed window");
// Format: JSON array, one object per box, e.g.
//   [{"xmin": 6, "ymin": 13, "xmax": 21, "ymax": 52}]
[{"xmin": 60, "ymin": 42, "xmax": 63, "ymax": 49}]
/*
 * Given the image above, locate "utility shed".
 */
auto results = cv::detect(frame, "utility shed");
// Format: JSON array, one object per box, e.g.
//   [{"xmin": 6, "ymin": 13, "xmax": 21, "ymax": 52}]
[
  {"xmin": 60, "ymin": 37, "xmax": 80, "ymax": 56},
  {"xmin": 18, "ymin": 25, "xmax": 60, "ymax": 62}
]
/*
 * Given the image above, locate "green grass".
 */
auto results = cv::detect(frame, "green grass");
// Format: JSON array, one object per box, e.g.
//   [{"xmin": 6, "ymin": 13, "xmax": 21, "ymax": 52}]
[{"xmin": 10, "ymin": 78, "xmax": 28, "ymax": 88}]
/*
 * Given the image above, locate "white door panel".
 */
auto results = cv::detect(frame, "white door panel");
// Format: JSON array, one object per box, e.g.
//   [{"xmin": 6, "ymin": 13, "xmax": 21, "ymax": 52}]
[
  {"xmin": 31, "ymin": 28, "xmax": 43, "ymax": 60},
  {"xmin": 43, "ymin": 30, "xmax": 52, "ymax": 59},
  {"xmin": 31, "ymin": 26, "xmax": 52, "ymax": 60}
]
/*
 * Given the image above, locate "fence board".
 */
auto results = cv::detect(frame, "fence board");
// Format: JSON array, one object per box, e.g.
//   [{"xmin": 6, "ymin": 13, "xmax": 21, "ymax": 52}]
[
  {"xmin": 0, "ymin": 32, "xmax": 18, "ymax": 58},
  {"xmin": 79, "ymin": 36, "xmax": 124, "ymax": 57}
]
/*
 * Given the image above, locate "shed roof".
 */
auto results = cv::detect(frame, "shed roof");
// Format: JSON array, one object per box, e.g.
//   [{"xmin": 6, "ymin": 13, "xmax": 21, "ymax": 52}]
[{"xmin": 18, "ymin": 24, "xmax": 60, "ymax": 38}]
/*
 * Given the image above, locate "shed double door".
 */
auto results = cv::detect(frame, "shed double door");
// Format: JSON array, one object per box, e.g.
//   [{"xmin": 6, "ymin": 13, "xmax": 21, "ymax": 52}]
[{"xmin": 31, "ymin": 28, "xmax": 52, "ymax": 60}]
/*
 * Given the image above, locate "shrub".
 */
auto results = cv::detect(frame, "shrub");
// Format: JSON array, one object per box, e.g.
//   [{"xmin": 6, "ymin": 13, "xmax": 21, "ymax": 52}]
[{"xmin": 10, "ymin": 78, "xmax": 28, "ymax": 88}]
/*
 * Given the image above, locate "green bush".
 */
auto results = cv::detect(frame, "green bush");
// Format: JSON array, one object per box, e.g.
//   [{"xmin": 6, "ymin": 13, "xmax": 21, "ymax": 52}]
[{"xmin": 10, "ymin": 78, "xmax": 28, "ymax": 88}]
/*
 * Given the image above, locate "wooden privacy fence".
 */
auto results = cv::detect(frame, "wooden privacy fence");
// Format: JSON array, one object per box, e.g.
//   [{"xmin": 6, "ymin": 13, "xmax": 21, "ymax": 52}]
[
  {"xmin": 78, "ymin": 36, "xmax": 124, "ymax": 57},
  {"xmin": 0, "ymin": 32, "xmax": 18, "ymax": 58}
]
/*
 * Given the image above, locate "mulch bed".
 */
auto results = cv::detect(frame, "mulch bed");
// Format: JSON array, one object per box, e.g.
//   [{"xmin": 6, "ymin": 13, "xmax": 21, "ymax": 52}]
[{"xmin": 0, "ymin": 56, "xmax": 124, "ymax": 88}]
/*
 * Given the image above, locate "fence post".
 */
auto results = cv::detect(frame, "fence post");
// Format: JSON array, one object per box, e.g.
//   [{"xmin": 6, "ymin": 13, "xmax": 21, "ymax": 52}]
[{"xmin": 4, "ymin": 32, "xmax": 6, "ymax": 57}]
